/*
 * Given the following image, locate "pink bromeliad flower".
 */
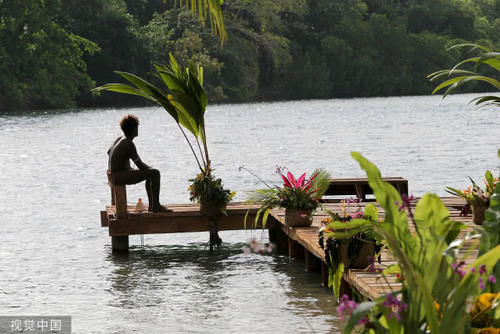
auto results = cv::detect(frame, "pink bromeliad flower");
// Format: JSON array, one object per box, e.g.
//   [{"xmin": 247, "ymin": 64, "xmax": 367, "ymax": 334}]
[{"xmin": 280, "ymin": 171, "xmax": 318, "ymax": 193}]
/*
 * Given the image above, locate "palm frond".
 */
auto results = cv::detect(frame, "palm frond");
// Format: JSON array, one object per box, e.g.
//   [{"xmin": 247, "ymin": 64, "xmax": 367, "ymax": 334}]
[
  {"xmin": 174, "ymin": 0, "xmax": 227, "ymax": 44},
  {"xmin": 92, "ymin": 53, "xmax": 209, "ymax": 171},
  {"xmin": 310, "ymin": 168, "xmax": 332, "ymax": 200},
  {"xmin": 430, "ymin": 43, "xmax": 500, "ymax": 108},
  {"xmin": 245, "ymin": 188, "xmax": 280, "ymax": 204}
]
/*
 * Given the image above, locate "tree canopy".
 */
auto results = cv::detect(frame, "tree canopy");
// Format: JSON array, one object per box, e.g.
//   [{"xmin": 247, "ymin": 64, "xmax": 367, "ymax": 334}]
[{"xmin": 2, "ymin": 0, "xmax": 500, "ymax": 110}]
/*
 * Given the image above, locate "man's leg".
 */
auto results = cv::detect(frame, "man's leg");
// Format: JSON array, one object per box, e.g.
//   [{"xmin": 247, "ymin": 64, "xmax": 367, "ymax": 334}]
[
  {"xmin": 148, "ymin": 169, "xmax": 163, "ymax": 211},
  {"xmin": 145, "ymin": 179, "xmax": 153, "ymax": 211},
  {"xmin": 146, "ymin": 169, "xmax": 169, "ymax": 212},
  {"xmin": 112, "ymin": 169, "xmax": 170, "ymax": 212}
]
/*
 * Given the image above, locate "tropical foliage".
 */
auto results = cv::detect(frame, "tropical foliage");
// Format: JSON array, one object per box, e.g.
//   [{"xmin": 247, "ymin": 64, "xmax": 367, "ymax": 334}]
[
  {"xmin": 338, "ymin": 152, "xmax": 500, "ymax": 333},
  {"xmin": 446, "ymin": 170, "xmax": 498, "ymax": 208},
  {"xmin": 93, "ymin": 52, "xmax": 232, "ymax": 247},
  {"xmin": 172, "ymin": 0, "xmax": 226, "ymax": 44},
  {"xmin": 319, "ymin": 199, "xmax": 381, "ymax": 299},
  {"xmin": 0, "ymin": 0, "xmax": 99, "ymax": 110},
  {"xmin": 4, "ymin": 0, "xmax": 500, "ymax": 110},
  {"xmin": 244, "ymin": 167, "xmax": 331, "ymax": 228},
  {"xmin": 93, "ymin": 53, "xmax": 210, "ymax": 172},
  {"xmin": 92, "ymin": 52, "xmax": 230, "ymax": 203},
  {"xmin": 429, "ymin": 43, "xmax": 500, "ymax": 108},
  {"xmin": 480, "ymin": 151, "xmax": 500, "ymax": 295},
  {"xmin": 188, "ymin": 169, "xmax": 235, "ymax": 215}
]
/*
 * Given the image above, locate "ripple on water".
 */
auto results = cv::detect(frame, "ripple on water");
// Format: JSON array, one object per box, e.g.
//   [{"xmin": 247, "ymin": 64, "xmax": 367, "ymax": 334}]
[{"xmin": 1, "ymin": 94, "xmax": 498, "ymax": 332}]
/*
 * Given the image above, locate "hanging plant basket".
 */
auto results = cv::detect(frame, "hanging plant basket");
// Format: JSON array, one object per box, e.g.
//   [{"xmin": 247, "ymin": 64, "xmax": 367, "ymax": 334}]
[
  {"xmin": 284, "ymin": 208, "xmax": 313, "ymax": 227},
  {"xmin": 199, "ymin": 199, "xmax": 220, "ymax": 217},
  {"xmin": 339, "ymin": 240, "xmax": 376, "ymax": 269}
]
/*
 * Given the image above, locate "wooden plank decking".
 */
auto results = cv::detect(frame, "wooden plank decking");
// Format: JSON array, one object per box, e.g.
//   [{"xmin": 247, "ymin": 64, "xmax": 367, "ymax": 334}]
[
  {"xmin": 100, "ymin": 178, "xmax": 478, "ymax": 301},
  {"xmin": 102, "ymin": 202, "xmax": 261, "ymax": 235},
  {"xmin": 269, "ymin": 197, "xmax": 477, "ymax": 300}
]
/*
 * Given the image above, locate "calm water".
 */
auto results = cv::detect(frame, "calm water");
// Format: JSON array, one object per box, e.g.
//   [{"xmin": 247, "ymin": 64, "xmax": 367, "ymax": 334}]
[{"xmin": 0, "ymin": 94, "xmax": 499, "ymax": 333}]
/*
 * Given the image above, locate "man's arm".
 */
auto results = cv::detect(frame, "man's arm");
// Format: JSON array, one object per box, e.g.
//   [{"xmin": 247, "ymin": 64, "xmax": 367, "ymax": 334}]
[{"xmin": 129, "ymin": 141, "xmax": 152, "ymax": 170}]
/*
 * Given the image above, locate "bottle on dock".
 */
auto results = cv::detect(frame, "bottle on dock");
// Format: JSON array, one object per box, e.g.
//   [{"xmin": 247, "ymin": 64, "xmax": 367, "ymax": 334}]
[{"xmin": 136, "ymin": 198, "xmax": 147, "ymax": 212}]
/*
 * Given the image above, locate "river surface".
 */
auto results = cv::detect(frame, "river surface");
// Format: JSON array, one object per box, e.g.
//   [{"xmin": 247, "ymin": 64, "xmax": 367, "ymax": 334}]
[{"xmin": 0, "ymin": 94, "xmax": 499, "ymax": 333}]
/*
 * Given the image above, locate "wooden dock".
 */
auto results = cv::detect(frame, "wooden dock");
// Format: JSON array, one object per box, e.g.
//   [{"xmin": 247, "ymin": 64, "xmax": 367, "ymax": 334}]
[
  {"xmin": 101, "ymin": 202, "xmax": 261, "ymax": 251},
  {"xmin": 268, "ymin": 197, "xmax": 476, "ymax": 300},
  {"xmin": 100, "ymin": 177, "xmax": 477, "ymax": 301}
]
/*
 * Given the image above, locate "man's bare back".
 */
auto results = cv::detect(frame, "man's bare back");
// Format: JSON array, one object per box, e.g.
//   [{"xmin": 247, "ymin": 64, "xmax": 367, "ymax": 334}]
[
  {"xmin": 107, "ymin": 115, "xmax": 170, "ymax": 212},
  {"xmin": 108, "ymin": 136, "xmax": 135, "ymax": 172}
]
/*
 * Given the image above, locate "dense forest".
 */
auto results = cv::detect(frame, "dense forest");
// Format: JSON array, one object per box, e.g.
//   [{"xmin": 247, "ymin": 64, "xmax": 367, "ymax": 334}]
[{"xmin": 1, "ymin": 0, "xmax": 500, "ymax": 110}]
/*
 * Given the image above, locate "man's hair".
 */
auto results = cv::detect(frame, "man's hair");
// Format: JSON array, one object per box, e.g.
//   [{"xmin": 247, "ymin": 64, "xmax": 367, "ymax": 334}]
[{"xmin": 120, "ymin": 114, "xmax": 139, "ymax": 137}]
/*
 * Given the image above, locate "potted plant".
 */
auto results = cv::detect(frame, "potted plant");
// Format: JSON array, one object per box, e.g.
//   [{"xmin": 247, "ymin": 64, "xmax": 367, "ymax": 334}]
[
  {"xmin": 243, "ymin": 167, "xmax": 331, "ymax": 227},
  {"xmin": 338, "ymin": 152, "xmax": 500, "ymax": 333},
  {"xmin": 188, "ymin": 168, "xmax": 235, "ymax": 216},
  {"xmin": 93, "ymin": 53, "xmax": 233, "ymax": 248},
  {"xmin": 446, "ymin": 170, "xmax": 498, "ymax": 225},
  {"xmin": 318, "ymin": 198, "xmax": 381, "ymax": 298}
]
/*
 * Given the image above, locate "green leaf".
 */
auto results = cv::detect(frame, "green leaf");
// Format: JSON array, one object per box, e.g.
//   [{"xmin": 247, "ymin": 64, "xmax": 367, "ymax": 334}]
[
  {"xmin": 477, "ymin": 53, "xmax": 500, "ymax": 72},
  {"xmin": 447, "ymin": 43, "xmax": 491, "ymax": 52},
  {"xmin": 450, "ymin": 57, "xmax": 481, "ymax": 73},
  {"xmin": 174, "ymin": 0, "xmax": 227, "ymax": 44},
  {"xmin": 254, "ymin": 207, "xmax": 263, "ymax": 228},
  {"xmin": 324, "ymin": 229, "xmax": 369, "ymax": 240},
  {"xmin": 175, "ymin": 90, "xmax": 204, "ymax": 126},
  {"xmin": 114, "ymin": 71, "xmax": 166, "ymax": 100},
  {"xmin": 364, "ymin": 204, "xmax": 379, "ymax": 222},
  {"xmin": 309, "ymin": 168, "xmax": 332, "ymax": 199},
  {"xmin": 428, "ymin": 69, "xmax": 476, "ymax": 81},
  {"xmin": 470, "ymin": 96, "xmax": 500, "ymax": 107},
  {"xmin": 432, "ymin": 76, "xmax": 472, "ymax": 94},
  {"xmin": 155, "ymin": 65, "xmax": 187, "ymax": 93},
  {"xmin": 482, "ymin": 179, "xmax": 500, "ymax": 257},
  {"xmin": 412, "ymin": 267, "xmax": 441, "ymax": 333},
  {"xmin": 92, "ymin": 83, "xmax": 158, "ymax": 103},
  {"xmin": 441, "ymin": 246, "xmax": 500, "ymax": 331},
  {"xmin": 324, "ymin": 218, "xmax": 372, "ymax": 231},
  {"xmin": 475, "ymin": 242, "xmax": 500, "ymax": 271},
  {"xmin": 485, "ymin": 170, "xmax": 494, "ymax": 185},
  {"xmin": 382, "ymin": 263, "xmax": 401, "ymax": 275},
  {"xmin": 168, "ymin": 97, "xmax": 199, "ymax": 137},
  {"xmin": 261, "ymin": 208, "xmax": 270, "ymax": 229},
  {"xmin": 452, "ymin": 75, "xmax": 500, "ymax": 90},
  {"xmin": 414, "ymin": 193, "xmax": 450, "ymax": 234},
  {"xmin": 445, "ymin": 186, "xmax": 466, "ymax": 198},
  {"xmin": 350, "ymin": 152, "xmax": 412, "ymax": 243},
  {"xmin": 243, "ymin": 209, "xmax": 249, "ymax": 229},
  {"xmin": 332, "ymin": 263, "xmax": 344, "ymax": 299}
]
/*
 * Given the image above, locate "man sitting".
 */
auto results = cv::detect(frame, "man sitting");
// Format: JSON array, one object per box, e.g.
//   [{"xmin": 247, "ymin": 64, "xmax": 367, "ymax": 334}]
[{"xmin": 107, "ymin": 114, "xmax": 171, "ymax": 212}]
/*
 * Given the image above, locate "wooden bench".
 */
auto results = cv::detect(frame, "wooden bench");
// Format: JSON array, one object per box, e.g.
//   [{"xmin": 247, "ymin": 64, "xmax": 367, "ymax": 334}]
[
  {"xmin": 107, "ymin": 172, "xmax": 128, "ymax": 218},
  {"xmin": 106, "ymin": 172, "xmax": 129, "ymax": 251},
  {"xmin": 324, "ymin": 177, "xmax": 408, "ymax": 200}
]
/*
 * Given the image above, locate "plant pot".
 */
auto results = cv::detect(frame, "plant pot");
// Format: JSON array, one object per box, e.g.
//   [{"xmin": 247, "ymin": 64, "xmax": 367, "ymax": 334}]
[
  {"xmin": 199, "ymin": 200, "xmax": 219, "ymax": 217},
  {"xmin": 472, "ymin": 204, "xmax": 487, "ymax": 225},
  {"xmin": 284, "ymin": 208, "xmax": 313, "ymax": 227},
  {"xmin": 339, "ymin": 240, "xmax": 375, "ymax": 269}
]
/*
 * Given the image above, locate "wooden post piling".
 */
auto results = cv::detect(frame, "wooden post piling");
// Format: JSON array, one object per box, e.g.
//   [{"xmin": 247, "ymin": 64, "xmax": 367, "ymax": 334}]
[
  {"xmin": 114, "ymin": 185, "xmax": 128, "ymax": 219},
  {"xmin": 321, "ymin": 262, "xmax": 330, "ymax": 288},
  {"xmin": 288, "ymin": 239, "xmax": 304, "ymax": 258},
  {"xmin": 112, "ymin": 236, "xmax": 129, "ymax": 252},
  {"xmin": 304, "ymin": 249, "xmax": 320, "ymax": 272}
]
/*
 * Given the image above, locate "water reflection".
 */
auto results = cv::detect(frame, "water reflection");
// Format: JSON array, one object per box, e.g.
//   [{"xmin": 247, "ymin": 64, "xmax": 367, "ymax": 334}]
[
  {"xmin": 2, "ymin": 94, "xmax": 497, "ymax": 332},
  {"xmin": 269, "ymin": 256, "xmax": 343, "ymax": 333},
  {"xmin": 106, "ymin": 244, "xmax": 341, "ymax": 332}
]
